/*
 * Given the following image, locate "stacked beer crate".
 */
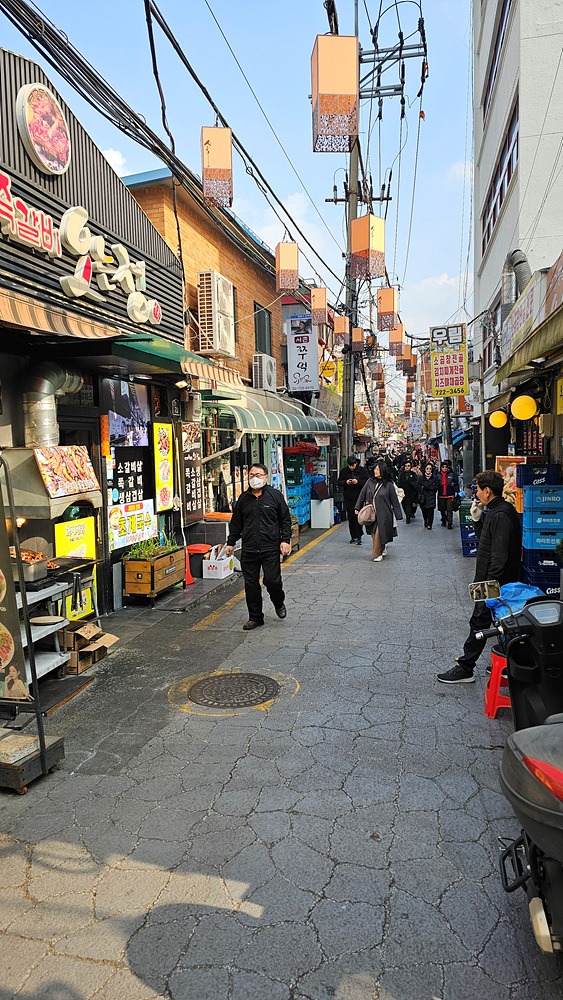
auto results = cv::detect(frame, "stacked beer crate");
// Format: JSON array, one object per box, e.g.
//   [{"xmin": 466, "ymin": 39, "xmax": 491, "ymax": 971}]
[{"xmin": 519, "ymin": 462, "xmax": 562, "ymax": 598}]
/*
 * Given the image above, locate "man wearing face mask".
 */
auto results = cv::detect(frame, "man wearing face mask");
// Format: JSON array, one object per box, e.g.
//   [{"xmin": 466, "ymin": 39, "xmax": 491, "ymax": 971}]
[{"xmin": 225, "ymin": 463, "xmax": 292, "ymax": 630}]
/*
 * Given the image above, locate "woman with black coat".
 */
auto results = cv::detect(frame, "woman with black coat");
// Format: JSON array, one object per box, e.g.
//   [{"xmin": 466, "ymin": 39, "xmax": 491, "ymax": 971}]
[
  {"xmin": 355, "ymin": 461, "xmax": 403, "ymax": 561},
  {"xmin": 418, "ymin": 461, "xmax": 440, "ymax": 530},
  {"xmin": 397, "ymin": 459, "xmax": 420, "ymax": 524}
]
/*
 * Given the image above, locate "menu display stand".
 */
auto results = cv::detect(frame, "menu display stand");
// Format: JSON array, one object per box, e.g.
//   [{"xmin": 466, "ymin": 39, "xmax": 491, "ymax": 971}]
[{"xmin": 0, "ymin": 456, "xmax": 65, "ymax": 793}]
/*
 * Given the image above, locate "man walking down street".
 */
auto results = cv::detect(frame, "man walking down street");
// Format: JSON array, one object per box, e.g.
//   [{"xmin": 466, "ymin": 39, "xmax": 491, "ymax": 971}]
[
  {"xmin": 437, "ymin": 469, "xmax": 522, "ymax": 684},
  {"xmin": 437, "ymin": 459, "xmax": 459, "ymax": 529},
  {"xmin": 225, "ymin": 463, "xmax": 292, "ymax": 630},
  {"xmin": 337, "ymin": 456, "xmax": 369, "ymax": 544}
]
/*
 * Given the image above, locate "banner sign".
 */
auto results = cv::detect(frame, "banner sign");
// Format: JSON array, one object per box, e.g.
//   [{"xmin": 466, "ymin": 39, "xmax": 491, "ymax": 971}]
[
  {"xmin": 153, "ymin": 423, "xmax": 173, "ymax": 512},
  {"xmin": 108, "ymin": 499, "xmax": 157, "ymax": 551},
  {"xmin": 54, "ymin": 517, "xmax": 97, "ymax": 622},
  {"xmin": 287, "ymin": 316, "xmax": 319, "ymax": 392},
  {"xmin": 429, "ymin": 324, "xmax": 468, "ymax": 398},
  {"xmin": 181, "ymin": 423, "xmax": 204, "ymax": 522}
]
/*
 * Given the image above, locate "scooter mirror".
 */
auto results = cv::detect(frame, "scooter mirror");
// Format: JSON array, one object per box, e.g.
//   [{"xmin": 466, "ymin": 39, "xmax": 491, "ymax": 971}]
[{"xmin": 468, "ymin": 580, "xmax": 501, "ymax": 602}]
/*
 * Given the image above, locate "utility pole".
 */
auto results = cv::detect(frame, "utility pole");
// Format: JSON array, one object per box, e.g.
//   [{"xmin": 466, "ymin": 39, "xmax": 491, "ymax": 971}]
[
  {"xmin": 342, "ymin": 137, "xmax": 359, "ymax": 457},
  {"xmin": 443, "ymin": 396, "xmax": 453, "ymax": 463}
]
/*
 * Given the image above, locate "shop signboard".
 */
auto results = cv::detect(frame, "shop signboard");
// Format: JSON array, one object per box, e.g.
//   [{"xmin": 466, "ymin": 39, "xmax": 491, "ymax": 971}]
[
  {"xmin": 181, "ymin": 422, "xmax": 204, "ymax": 523},
  {"xmin": 153, "ymin": 423, "xmax": 173, "ymax": 512},
  {"xmin": 0, "ymin": 487, "xmax": 29, "ymax": 701},
  {"xmin": 557, "ymin": 377, "xmax": 563, "ymax": 416},
  {"xmin": 108, "ymin": 499, "xmax": 157, "ymax": 552},
  {"xmin": 54, "ymin": 517, "xmax": 97, "ymax": 622},
  {"xmin": 110, "ymin": 448, "xmax": 147, "ymax": 506},
  {"xmin": 429, "ymin": 324, "xmax": 468, "ymax": 398},
  {"xmin": 287, "ymin": 315, "xmax": 320, "ymax": 392},
  {"xmin": 34, "ymin": 446, "xmax": 99, "ymax": 498},
  {"xmin": 501, "ymin": 272, "xmax": 547, "ymax": 364}
]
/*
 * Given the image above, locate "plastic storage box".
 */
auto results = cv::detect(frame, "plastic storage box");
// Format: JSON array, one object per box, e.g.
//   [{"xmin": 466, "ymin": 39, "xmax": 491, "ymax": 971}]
[
  {"xmin": 522, "ymin": 509, "xmax": 563, "ymax": 530},
  {"xmin": 522, "ymin": 548, "xmax": 562, "ymax": 572},
  {"xmin": 522, "ymin": 486, "xmax": 563, "ymax": 508},
  {"xmin": 522, "ymin": 528, "xmax": 563, "ymax": 551},
  {"xmin": 523, "ymin": 568, "xmax": 561, "ymax": 598},
  {"xmin": 516, "ymin": 463, "xmax": 561, "ymax": 487}
]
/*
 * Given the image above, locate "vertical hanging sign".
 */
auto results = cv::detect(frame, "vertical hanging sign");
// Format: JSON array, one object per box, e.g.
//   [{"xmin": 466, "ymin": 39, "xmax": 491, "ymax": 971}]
[
  {"xmin": 429, "ymin": 324, "xmax": 468, "ymax": 397},
  {"xmin": 287, "ymin": 316, "xmax": 320, "ymax": 392},
  {"xmin": 181, "ymin": 423, "xmax": 204, "ymax": 523}
]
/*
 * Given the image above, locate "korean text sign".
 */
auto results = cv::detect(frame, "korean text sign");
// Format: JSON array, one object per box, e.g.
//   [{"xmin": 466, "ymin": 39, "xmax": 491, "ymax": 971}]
[
  {"xmin": 108, "ymin": 500, "xmax": 157, "ymax": 551},
  {"xmin": 429, "ymin": 324, "xmax": 468, "ymax": 398},
  {"xmin": 287, "ymin": 316, "xmax": 320, "ymax": 392},
  {"xmin": 153, "ymin": 423, "xmax": 174, "ymax": 512},
  {"xmin": 181, "ymin": 423, "xmax": 204, "ymax": 523}
]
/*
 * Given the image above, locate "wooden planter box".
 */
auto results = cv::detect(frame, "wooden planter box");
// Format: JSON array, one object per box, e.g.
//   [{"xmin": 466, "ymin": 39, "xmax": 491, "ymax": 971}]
[{"xmin": 124, "ymin": 548, "xmax": 185, "ymax": 606}]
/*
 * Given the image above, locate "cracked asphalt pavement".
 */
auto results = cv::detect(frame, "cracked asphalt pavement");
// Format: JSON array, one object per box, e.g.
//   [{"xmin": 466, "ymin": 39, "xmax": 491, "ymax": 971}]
[{"xmin": 1, "ymin": 519, "xmax": 563, "ymax": 999}]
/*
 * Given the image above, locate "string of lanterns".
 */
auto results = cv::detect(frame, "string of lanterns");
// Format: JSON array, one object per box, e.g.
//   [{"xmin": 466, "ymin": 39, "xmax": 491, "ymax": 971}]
[{"xmin": 489, "ymin": 394, "xmax": 539, "ymax": 428}]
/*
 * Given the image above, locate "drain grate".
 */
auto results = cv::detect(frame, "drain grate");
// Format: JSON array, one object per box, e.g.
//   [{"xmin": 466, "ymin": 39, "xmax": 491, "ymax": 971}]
[{"xmin": 187, "ymin": 672, "xmax": 280, "ymax": 709}]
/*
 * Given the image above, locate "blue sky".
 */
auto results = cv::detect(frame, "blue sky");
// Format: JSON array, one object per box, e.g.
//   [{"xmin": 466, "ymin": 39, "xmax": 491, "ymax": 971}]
[{"xmin": 0, "ymin": 0, "xmax": 472, "ymax": 356}]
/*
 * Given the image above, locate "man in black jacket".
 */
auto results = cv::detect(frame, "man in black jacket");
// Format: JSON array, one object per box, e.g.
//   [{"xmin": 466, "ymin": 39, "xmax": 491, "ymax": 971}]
[
  {"xmin": 337, "ymin": 456, "xmax": 369, "ymax": 544},
  {"xmin": 437, "ymin": 470, "xmax": 522, "ymax": 683},
  {"xmin": 225, "ymin": 463, "xmax": 292, "ymax": 630}
]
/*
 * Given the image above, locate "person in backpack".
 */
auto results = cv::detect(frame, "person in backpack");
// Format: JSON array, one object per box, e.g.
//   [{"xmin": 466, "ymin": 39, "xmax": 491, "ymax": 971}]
[
  {"xmin": 337, "ymin": 456, "xmax": 369, "ymax": 545},
  {"xmin": 437, "ymin": 459, "xmax": 460, "ymax": 529},
  {"xmin": 437, "ymin": 470, "xmax": 522, "ymax": 684}
]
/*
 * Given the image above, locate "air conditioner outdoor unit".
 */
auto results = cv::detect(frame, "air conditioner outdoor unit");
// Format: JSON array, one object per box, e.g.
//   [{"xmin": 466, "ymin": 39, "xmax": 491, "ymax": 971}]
[
  {"xmin": 197, "ymin": 270, "xmax": 235, "ymax": 357},
  {"xmin": 181, "ymin": 393, "xmax": 202, "ymax": 422},
  {"xmin": 253, "ymin": 353, "xmax": 277, "ymax": 392}
]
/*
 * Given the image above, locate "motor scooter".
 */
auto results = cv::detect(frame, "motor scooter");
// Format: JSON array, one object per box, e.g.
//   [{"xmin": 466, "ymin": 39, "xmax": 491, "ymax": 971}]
[{"xmin": 473, "ymin": 590, "xmax": 563, "ymax": 954}]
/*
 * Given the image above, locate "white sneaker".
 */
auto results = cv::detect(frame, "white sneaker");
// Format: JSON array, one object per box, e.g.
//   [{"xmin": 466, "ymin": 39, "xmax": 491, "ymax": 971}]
[
  {"xmin": 381, "ymin": 549, "xmax": 387, "ymax": 557},
  {"xmin": 373, "ymin": 556, "xmax": 383, "ymax": 562}
]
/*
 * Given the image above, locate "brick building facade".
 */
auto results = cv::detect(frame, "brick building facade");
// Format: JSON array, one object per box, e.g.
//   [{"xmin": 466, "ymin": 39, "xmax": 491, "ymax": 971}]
[{"xmin": 125, "ymin": 168, "xmax": 283, "ymax": 385}]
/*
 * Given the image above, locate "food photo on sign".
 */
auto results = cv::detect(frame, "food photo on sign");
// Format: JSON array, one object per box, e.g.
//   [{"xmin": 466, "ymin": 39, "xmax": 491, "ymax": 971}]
[{"xmin": 153, "ymin": 423, "xmax": 174, "ymax": 512}]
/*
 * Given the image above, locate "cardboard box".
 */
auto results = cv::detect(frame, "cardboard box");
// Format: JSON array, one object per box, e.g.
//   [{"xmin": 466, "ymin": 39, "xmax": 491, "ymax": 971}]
[
  {"xmin": 58, "ymin": 621, "xmax": 103, "ymax": 651},
  {"xmin": 67, "ymin": 632, "xmax": 119, "ymax": 673},
  {"xmin": 202, "ymin": 556, "xmax": 235, "ymax": 580}
]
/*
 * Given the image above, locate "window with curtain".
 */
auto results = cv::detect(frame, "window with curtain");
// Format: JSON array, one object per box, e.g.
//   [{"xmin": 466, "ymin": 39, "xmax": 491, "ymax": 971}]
[{"xmin": 254, "ymin": 302, "xmax": 272, "ymax": 355}]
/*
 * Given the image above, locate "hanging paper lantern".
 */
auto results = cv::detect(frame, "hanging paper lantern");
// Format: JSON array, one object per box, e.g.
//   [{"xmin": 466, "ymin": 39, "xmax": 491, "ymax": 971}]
[
  {"xmin": 275, "ymin": 242, "xmax": 299, "ymax": 292},
  {"xmin": 333, "ymin": 316, "xmax": 350, "ymax": 346},
  {"xmin": 388, "ymin": 324, "xmax": 404, "ymax": 357},
  {"xmin": 510, "ymin": 395, "xmax": 538, "ymax": 421},
  {"xmin": 377, "ymin": 287, "xmax": 399, "ymax": 331},
  {"xmin": 489, "ymin": 410, "xmax": 508, "ymax": 428},
  {"xmin": 350, "ymin": 215, "xmax": 385, "ymax": 279},
  {"xmin": 201, "ymin": 126, "xmax": 233, "ymax": 208},
  {"xmin": 351, "ymin": 327, "xmax": 364, "ymax": 353},
  {"xmin": 311, "ymin": 287, "xmax": 328, "ymax": 326},
  {"xmin": 311, "ymin": 35, "xmax": 359, "ymax": 153}
]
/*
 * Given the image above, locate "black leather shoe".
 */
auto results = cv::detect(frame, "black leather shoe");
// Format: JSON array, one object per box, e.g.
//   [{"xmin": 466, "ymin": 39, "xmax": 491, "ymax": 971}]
[
  {"xmin": 356, "ymin": 538, "xmax": 362, "ymax": 545},
  {"xmin": 275, "ymin": 605, "xmax": 287, "ymax": 619},
  {"xmin": 243, "ymin": 619, "xmax": 264, "ymax": 630}
]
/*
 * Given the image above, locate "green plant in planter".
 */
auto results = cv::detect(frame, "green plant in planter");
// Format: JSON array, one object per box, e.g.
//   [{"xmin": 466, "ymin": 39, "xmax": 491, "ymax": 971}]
[{"xmin": 127, "ymin": 533, "xmax": 179, "ymax": 560}]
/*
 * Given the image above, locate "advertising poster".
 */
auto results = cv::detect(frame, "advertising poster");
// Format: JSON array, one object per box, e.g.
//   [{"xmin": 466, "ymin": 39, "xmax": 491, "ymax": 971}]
[
  {"xmin": 495, "ymin": 456, "xmax": 525, "ymax": 507},
  {"xmin": 0, "ymin": 488, "xmax": 29, "ymax": 701},
  {"xmin": 34, "ymin": 446, "xmax": 99, "ymax": 498},
  {"xmin": 287, "ymin": 314, "xmax": 320, "ymax": 392},
  {"xmin": 54, "ymin": 517, "xmax": 97, "ymax": 622},
  {"xmin": 108, "ymin": 500, "xmax": 157, "ymax": 551},
  {"xmin": 429, "ymin": 324, "xmax": 468, "ymax": 398},
  {"xmin": 100, "ymin": 379, "xmax": 151, "ymax": 447},
  {"xmin": 181, "ymin": 422, "xmax": 204, "ymax": 523},
  {"xmin": 110, "ymin": 448, "xmax": 148, "ymax": 506},
  {"xmin": 153, "ymin": 423, "xmax": 173, "ymax": 512}
]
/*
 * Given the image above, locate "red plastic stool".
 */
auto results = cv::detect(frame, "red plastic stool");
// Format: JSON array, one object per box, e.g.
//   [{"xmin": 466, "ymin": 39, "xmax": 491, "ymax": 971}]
[{"xmin": 484, "ymin": 645, "xmax": 511, "ymax": 719}]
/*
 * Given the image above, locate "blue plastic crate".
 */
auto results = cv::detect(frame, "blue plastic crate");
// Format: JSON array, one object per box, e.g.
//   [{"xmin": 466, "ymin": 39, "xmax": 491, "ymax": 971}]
[
  {"xmin": 523, "ymin": 486, "xmax": 563, "ymax": 509},
  {"xmin": 522, "ymin": 527, "xmax": 563, "ymax": 550},
  {"xmin": 523, "ymin": 568, "xmax": 561, "ymax": 599},
  {"xmin": 516, "ymin": 463, "xmax": 561, "ymax": 487},
  {"xmin": 460, "ymin": 524, "xmax": 479, "ymax": 542},
  {"xmin": 461, "ymin": 539, "xmax": 478, "ymax": 557},
  {"xmin": 522, "ymin": 548, "xmax": 562, "ymax": 572},
  {"xmin": 522, "ymin": 509, "xmax": 563, "ymax": 530}
]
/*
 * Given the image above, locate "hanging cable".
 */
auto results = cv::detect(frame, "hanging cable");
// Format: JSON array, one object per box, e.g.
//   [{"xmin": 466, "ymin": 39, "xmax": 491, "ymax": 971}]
[{"xmin": 400, "ymin": 95, "xmax": 424, "ymax": 286}]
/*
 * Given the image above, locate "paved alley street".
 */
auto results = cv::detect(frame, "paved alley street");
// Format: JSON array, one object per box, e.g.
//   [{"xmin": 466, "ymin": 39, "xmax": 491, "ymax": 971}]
[{"xmin": 1, "ymin": 518, "xmax": 563, "ymax": 1000}]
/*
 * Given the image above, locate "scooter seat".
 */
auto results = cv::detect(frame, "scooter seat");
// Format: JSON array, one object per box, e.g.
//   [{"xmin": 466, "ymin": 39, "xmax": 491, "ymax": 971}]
[{"xmin": 544, "ymin": 713, "xmax": 563, "ymax": 726}]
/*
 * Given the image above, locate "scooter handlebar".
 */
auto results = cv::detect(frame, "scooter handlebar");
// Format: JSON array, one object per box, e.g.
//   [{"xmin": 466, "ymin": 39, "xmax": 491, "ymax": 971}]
[{"xmin": 474, "ymin": 627, "xmax": 501, "ymax": 640}]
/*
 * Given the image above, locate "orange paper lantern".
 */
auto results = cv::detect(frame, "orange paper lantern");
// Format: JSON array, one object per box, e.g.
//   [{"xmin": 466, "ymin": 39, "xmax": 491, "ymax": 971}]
[
  {"xmin": 275, "ymin": 242, "xmax": 299, "ymax": 293},
  {"xmin": 377, "ymin": 287, "xmax": 399, "ymax": 331},
  {"xmin": 311, "ymin": 287, "xmax": 328, "ymax": 326},
  {"xmin": 350, "ymin": 215, "xmax": 385, "ymax": 279},
  {"xmin": 388, "ymin": 324, "xmax": 404, "ymax": 357},
  {"xmin": 201, "ymin": 126, "xmax": 233, "ymax": 208},
  {"xmin": 311, "ymin": 35, "xmax": 359, "ymax": 153},
  {"xmin": 333, "ymin": 315, "xmax": 350, "ymax": 346},
  {"xmin": 351, "ymin": 327, "xmax": 364, "ymax": 353}
]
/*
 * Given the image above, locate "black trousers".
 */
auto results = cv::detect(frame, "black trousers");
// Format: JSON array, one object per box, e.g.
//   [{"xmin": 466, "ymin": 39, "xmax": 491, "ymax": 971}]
[
  {"xmin": 438, "ymin": 497, "xmax": 454, "ymax": 526},
  {"xmin": 401, "ymin": 497, "xmax": 416, "ymax": 521},
  {"xmin": 457, "ymin": 603, "xmax": 493, "ymax": 673},
  {"xmin": 345, "ymin": 500, "xmax": 362, "ymax": 539},
  {"xmin": 422, "ymin": 506, "xmax": 435, "ymax": 528},
  {"xmin": 240, "ymin": 549, "xmax": 285, "ymax": 623}
]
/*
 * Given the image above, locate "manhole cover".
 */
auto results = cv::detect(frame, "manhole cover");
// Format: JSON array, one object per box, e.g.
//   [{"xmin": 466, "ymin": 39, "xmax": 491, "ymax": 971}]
[{"xmin": 187, "ymin": 672, "xmax": 280, "ymax": 709}]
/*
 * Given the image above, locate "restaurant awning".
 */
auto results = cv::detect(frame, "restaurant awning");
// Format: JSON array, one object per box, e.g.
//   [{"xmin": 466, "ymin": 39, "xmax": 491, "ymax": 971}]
[
  {"xmin": 213, "ymin": 397, "xmax": 338, "ymax": 436},
  {"xmin": 494, "ymin": 307, "xmax": 563, "ymax": 384},
  {"xmin": 113, "ymin": 336, "xmax": 208, "ymax": 373},
  {"xmin": 452, "ymin": 428, "xmax": 472, "ymax": 446}
]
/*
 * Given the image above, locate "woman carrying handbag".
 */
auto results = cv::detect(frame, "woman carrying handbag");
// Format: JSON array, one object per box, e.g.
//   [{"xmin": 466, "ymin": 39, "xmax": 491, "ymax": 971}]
[{"xmin": 355, "ymin": 461, "xmax": 403, "ymax": 562}]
